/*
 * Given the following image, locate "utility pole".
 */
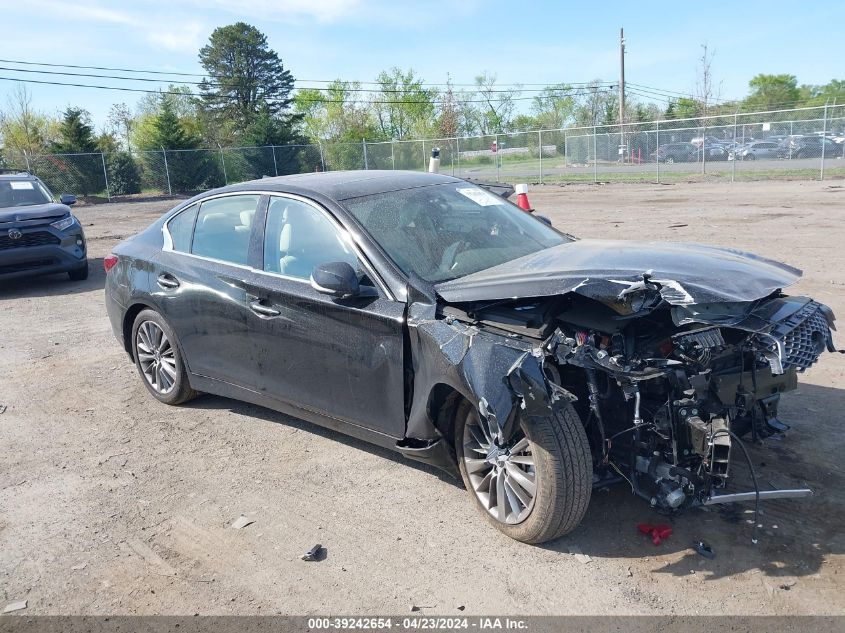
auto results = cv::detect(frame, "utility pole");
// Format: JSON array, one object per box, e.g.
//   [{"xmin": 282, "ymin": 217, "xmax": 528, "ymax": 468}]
[{"xmin": 619, "ymin": 28, "xmax": 626, "ymax": 163}]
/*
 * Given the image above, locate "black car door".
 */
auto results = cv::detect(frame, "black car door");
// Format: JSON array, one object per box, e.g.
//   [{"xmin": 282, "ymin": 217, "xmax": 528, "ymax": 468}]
[
  {"xmin": 238, "ymin": 194, "xmax": 407, "ymax": 439},
  {"xmin": 152, "ymin": 193, "xmax": 265, "ymax": 388}
]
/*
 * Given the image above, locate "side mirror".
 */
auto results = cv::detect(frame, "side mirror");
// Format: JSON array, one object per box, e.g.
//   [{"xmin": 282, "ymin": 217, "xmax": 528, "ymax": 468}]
[
  {"xmin": 310, "ymin": 261, "xmax": 361, "ymax": 298},
  {"xmin": 60, "ymin": 194, "xmax": 77, "ymax": 206}
]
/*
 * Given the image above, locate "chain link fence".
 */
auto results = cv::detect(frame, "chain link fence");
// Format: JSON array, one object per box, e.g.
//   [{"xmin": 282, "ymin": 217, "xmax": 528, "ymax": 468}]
[{"xmin": 1, "ymin": 105, "xmax": 842, "ymax": 200}]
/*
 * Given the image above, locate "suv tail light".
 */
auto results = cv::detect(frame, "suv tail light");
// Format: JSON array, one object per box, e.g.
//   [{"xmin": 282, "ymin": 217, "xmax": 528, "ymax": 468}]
[{"xmin": 103, "ymin": 254, "xmax": 119, "ymax": 273}]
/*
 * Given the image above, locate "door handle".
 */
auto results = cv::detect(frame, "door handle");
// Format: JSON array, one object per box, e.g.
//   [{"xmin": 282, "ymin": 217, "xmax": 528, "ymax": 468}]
[
  {"xmin": 249, "ymin": 300, "xmax": 281, "ymax": 317},
  {"xmin": 157, "ymin": 273, "xmax": 180, "ymax": 289}
]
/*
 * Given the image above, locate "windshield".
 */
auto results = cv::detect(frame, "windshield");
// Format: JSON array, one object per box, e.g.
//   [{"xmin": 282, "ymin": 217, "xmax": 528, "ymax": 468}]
[
  {"xmin": 342, "ymin": 182, "xmax": 568, "ymax": 282},
  {"xmin": 0, "ymin": 180, "xmax": 53, "ymax": 208}
]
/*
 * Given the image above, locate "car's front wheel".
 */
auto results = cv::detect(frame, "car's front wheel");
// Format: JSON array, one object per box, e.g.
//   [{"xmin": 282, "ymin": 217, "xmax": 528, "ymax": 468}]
[
  {"xmin": 454, "ymin": 398, "xmax": 592, "ymax": 544},
  {"xmin": 131, "ymin": 309, "xmax": 197, "ymax": 405},
  {"xmin": 665, "ymin": 156, "xmax": 675, "ymax": 164}
]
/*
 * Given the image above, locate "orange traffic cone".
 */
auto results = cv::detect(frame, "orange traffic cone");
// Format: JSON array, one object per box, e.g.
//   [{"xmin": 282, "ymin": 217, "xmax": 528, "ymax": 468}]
[{"xmin": 515, "ymin": 184, "xmax": 533, "ymax": 212}]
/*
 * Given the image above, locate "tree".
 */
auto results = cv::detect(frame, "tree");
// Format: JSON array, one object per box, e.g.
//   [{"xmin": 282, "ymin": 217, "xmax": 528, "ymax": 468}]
[
  {"xmin": 473, "ymin": 71, "xmax": 520, "ymax": 134},
  {"xmin": 743, "ymin": 74, "xmax": 800, "ymax": 112},
  {"xmin": 143, "ymin": 95, "xmax": 221, "ymax": 192},
  {"xmin": 373, "ymin": 67, "xmax": 437, "ymax": 140},
  {"xmin": 240, "ymin": 102, "xmax": 310, "ymax": 176},
  {"xmin": 0, "ymin": 84, "xmax": 56, "ymax": 162},
  {"xmin": 49, "ymin": 107, "xmax": 100, "ymax": 195},
  {"xmin": 666, "ymin": 97, "xmax": 701, "ymax": 120},
  {"xmin": 199, "ymin": 22, "xmax": 297, "ymax": 132},
  {"xmin": 695, "ymin": 44, "xmax": 720, "ymax": 118},
  {"xmin": 573, "ymin": 81, "xmax": 617, "ymax": 126},
  {"xmin": 436, "ymin": 74, "xmax": 459, "ymax": 138},
  {"xmin": 800, "ymin": 79, "xmax": 845, "ymax": 106},
  {"xmin": 107, "ymin": 103, "xmax": 134, "ymax": 150},
  {"xmin": 52, "ymin": 107, "xmax": 97, "ymax": 154},
  {"xmin": 531, "ymin": 83, "xmax": 576, "ymax": 130},
  {"xmin": 293, "ymin": 80, "xmax": 379, "ymax": 169},
  {"xmin": 106, "ymin": 152, "xmax": 141, "ymax": 195}
]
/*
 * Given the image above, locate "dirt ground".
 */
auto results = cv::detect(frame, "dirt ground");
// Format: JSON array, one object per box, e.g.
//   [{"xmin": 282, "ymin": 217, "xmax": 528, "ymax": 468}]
[{"xmin": 1, "ymin": 180, "xmax": 844, "ymax": 616}]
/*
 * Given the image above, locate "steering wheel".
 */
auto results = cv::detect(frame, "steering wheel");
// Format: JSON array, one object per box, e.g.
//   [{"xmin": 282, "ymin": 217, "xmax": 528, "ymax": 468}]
[{"xmin": 441, "ymin": 239, "xmax": 471, "ymax": 272}]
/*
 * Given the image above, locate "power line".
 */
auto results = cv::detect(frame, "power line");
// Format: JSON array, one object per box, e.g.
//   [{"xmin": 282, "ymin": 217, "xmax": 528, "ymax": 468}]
[
  {"xmin": 0, "ymin": 57, "xmax": 618, "ymax": 90},
  {"xmin": 0, "ymin": 75, "xmax": 615, "ymax": 105},
  {"xmin": 0, "ymin": 65, "xmax": 615, "ymax": 95},
  {"xmin": 0, "ymin": 58, "xmax": 208, "ymax": 78}
]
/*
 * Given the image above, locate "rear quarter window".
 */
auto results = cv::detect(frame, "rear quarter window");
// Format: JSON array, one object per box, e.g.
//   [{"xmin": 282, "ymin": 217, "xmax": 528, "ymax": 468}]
[{"xmin": 166, "ymin": 203, "xmax": 199, "ymax": 252}]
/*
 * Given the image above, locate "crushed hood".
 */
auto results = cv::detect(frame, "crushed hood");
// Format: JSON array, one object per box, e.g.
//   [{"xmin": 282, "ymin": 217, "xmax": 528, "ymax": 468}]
[
  {"xmin": 0, "ymin": 203, "xmax": 70, "ymax": 224},
  {"xmin": 435, "ymin": 239, "xmax": 801, "ymax": 305}
]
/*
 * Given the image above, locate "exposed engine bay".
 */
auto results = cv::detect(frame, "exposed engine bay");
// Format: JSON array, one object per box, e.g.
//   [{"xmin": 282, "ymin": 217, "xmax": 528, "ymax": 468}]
[{"xmin": 432, "ymin": 276, "xmax": 838, "ymax": 514}]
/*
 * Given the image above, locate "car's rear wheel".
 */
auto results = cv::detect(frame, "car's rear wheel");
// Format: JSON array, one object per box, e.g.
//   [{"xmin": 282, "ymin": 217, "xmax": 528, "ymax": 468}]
[
  {"xmin": 453, "ymin": 398, "xmax": 592, "ymax": 544},
  {"xmin": 68, "ymin": 261, "xmax": 89, "ymax": 281},
  {"xmin": 131, "ymin": 309, "xmax": 197, "ymax": 405}
]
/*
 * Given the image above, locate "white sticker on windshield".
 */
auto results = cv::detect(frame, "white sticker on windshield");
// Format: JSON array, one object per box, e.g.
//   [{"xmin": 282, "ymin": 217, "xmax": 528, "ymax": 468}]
[
  {"xmin": 456, "ymin": 187, "xmax": 502, "ymax": 207},
  {"xmin": 9, "ymin": 181, "xmax": 34, "ymax": 190}
]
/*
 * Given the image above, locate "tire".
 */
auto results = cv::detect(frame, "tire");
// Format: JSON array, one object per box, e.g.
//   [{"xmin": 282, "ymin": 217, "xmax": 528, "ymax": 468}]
[
  {"xmin": 745, "ymin": 153, "xmax": 755, "ymax": 161},
  {"xmin": 68, "ymin": 261, "xmax": 89, "ymax": 281},
  {"xmin": 131, "ymin": 309, "xmax": 197, "ymax": 405},
  {"xmin": 453, "ymin": 398, "xmax": 592, "ymax": 544},
  {"xmin": 665, "ymin": 156, "xmax": 675, "ymax": 164}
]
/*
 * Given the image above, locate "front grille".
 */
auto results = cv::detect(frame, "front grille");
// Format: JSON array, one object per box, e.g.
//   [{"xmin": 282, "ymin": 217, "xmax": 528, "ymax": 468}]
[
  {"xmin": 0, "ymin": 258, "xmax": 56, "ymax": 274},
  {"xmin": 762, "ymin": 301, "xmax": 833, "ymax": 372},
  {"xmin": 0, "ymin": 230, "xmax": 60, "ymax": 250}
]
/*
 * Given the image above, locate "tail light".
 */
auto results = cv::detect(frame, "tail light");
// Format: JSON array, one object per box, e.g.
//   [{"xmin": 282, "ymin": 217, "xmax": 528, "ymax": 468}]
[{"xmin": 103, "ymin": 254, "xmax": 119, "ymax": 273}]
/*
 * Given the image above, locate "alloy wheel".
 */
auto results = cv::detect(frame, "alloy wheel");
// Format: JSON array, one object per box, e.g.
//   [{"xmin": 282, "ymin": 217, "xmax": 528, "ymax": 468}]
[
  {"xmin": 461, "ymin": 409, "xmax": 536, "ymax": 524},
  {"xmin": 135, "ymin": 320, "xmax": 177, "ymax": 394}
]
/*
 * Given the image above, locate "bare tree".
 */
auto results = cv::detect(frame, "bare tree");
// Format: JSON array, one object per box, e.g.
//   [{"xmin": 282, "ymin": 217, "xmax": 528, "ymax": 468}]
[
  {"xmin": 0, "ymin": 84, "xmax": 54, "ymax": 160},
  {"xmin": 107, "ymin": 103, "xmax": 134, "ymax": 151},
  {"xmin": 695, "ymin": 44, "xmax": 722, "ymax": 118},
  {"xmin": 473, "ymin": 71, "xmax": 521, "ymax": 135}
]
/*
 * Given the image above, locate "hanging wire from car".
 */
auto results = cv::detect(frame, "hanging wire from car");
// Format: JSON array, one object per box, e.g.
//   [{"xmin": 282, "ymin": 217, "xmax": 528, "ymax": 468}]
[{"xmin": 710, "ymin": 428, "xmax": 761, "ymax": 544}]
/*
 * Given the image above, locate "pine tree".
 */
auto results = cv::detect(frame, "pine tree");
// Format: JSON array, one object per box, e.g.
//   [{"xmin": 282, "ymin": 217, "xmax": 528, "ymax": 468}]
[
  {"xmin": 199, "ymin": 23, "xmax": 298, "ymax": 131},
  {"xmin": 51, "ymin": 107, "xmax": 99, "ymax": 195},
  {"xmin": 53, "ymin": 108, "xmax": 97, "ymax": 154},
  {"xmin": 152, "ymin": 96, "xmax": 221, "ymax": 192}
]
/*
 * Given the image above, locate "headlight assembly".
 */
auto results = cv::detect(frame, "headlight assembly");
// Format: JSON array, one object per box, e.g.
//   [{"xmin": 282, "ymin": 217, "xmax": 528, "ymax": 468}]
[{"xmin": 50, "ymin": 215, "xmax": 77, "ymax": 231}]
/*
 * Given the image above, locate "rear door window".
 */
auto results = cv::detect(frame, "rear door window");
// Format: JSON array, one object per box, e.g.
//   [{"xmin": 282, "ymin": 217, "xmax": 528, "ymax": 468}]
[{"xmin": 191, "ymin": 195, "xmax": 259, "ymax": 265}]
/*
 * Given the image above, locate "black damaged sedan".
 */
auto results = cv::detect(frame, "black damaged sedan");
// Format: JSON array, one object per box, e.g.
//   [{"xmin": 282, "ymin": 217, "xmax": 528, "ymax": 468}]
[
  {"xmin": 105, "ymin": 171, "xmax": 838, "ymax": 543},
  {"xmin": 0, "ymin": 173, "xmax": 87, "ymax": 281}
]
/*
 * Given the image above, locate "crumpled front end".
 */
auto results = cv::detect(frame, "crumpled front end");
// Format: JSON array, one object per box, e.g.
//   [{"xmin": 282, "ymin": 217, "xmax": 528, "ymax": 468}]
[
  {"xmin": 541, "ymin": 291, "xmax": 837, "ymax": 511},
  {"xmin": 401, "ymin": 263, "xmax": 839, "ymax": 516}
]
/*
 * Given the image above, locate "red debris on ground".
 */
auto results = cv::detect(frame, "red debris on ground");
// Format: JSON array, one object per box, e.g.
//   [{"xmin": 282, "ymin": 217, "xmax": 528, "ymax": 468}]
[{"xmin": 637, "ymin": 523, "xmax": 673, "ymax": 545}]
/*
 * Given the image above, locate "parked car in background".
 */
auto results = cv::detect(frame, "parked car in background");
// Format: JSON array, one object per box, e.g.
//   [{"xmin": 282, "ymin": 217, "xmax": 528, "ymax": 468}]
[
  {"xmin": 689, "ymin": 135, "xmax": 723, "ymax": 147},
  {"xmin": 729, "ymin": 141, "xmax": 782, "ymax": 161},
  {"xmin": 105, "ymin": 171, "xmax": 838, "ymax": 544},
  {"xmin": 651, "ymin": 143, "xmax": 696, "ymax": 163},
  {"xmin": 0, "ymin": 172, "xmax": 87, "ymax": 281},
  {"xmin": 696, "ymin": 143, "xmax": 729, "ymax": 161},
  {"xmin": 778, "ymin": 135, "xmax": 841, "ymax": 159}
]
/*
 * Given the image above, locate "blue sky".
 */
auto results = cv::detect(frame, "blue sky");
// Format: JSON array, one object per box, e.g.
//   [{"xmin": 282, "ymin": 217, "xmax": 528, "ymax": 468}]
[{"xmin": 1, "ymin": 0, "xmax": 841, "ymax": 129}]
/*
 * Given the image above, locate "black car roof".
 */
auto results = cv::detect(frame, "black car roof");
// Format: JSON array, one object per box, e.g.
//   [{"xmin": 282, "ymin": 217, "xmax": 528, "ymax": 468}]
[{"xmin": 213, "ymin": 170, "xmax": 461, "ymax": 201}]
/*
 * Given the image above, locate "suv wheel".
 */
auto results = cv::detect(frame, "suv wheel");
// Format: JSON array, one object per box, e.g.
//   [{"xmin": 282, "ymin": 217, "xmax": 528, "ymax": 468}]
[
  {"xmin": 131, "ymin": 309, "xmax": 197, "ymax": 405},
  {"xmin": 453, "ymin": 398, "xmax": 592, "ymax": 544}
]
